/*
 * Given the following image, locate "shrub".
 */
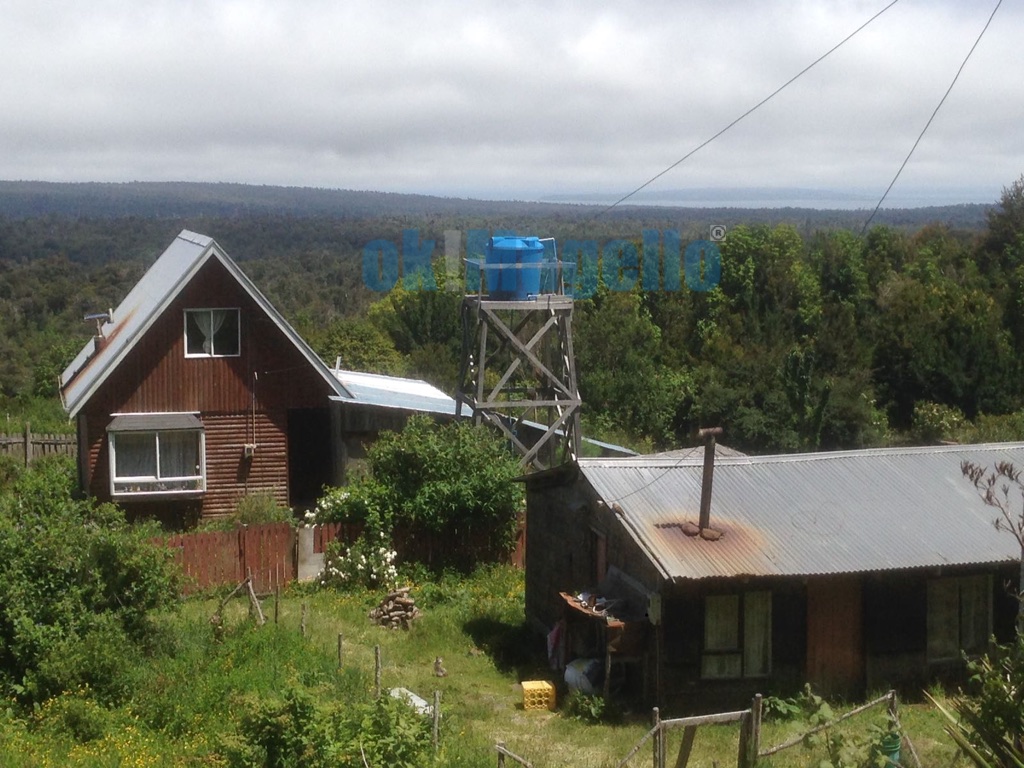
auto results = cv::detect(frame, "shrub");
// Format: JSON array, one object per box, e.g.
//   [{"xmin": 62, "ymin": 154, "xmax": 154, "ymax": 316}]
[
  {"xmin": 319, "ymin": 529, "xmax": 398, "ymax": 591},
  {"xmin": 0, "ymin": 456, "xmax": 180, "ymax": 706},
  {"xmin": 232, "ymin": 687, "xmax": 431, "ymax": 768},
  {"xmin": 930, "ymin": 635, "xmax": 1024, "ymax": 767},
  {"xmin": 562, "ymin": 691, "xmax": 620, "ymax": 724},
  {"xmin": 367, "ymin": 415, "xmax": 522, "ymax": 538}
]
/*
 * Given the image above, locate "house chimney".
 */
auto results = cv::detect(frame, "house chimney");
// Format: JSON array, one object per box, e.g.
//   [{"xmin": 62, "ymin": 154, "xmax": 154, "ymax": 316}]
[
  {"xmin": 85, "ymin": 310, "xmax": 111, "ymax": 355},
  {"xmin": 697, "ymin": 427, "xmax": 723, "ymax": 533}
]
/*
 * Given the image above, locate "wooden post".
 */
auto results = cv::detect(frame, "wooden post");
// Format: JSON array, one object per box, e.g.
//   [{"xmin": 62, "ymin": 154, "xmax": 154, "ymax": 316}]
[
  {"xmin": 23, "ymin": 422, "xmax": 30, "ymax": 467},
  {"xmin": 652, "ymin": 707, "xmax": 661, "ymax": 768},
  {"xmin": 497, "ymin": 741, "xmax": 506, "ymax": 768},
  {"xmin": 737, "ymin": 710, "xmax": 751, "ymax": 768},
  {"xmin": 300, "ymin": 602, "xmax": 308, "ymax": 637},
  {"xmin": 374, "ymin": 644, "xmax": 382, "ymax": 698},
  {"xmin": 337, "ymin": 632, "xmax": 344, "ymax": 668},
  {"xmin": 432, "ymin": 690, "xmax": 440, "ymax": 752},
  {"xmin": 748, "ymin": 694, "xmax": 762, "ymax": 768},
  {"xmin": 274, "ymin": 585, "xmax": 280, "ymax": 624},
  {"xmin": 674, "ymin": 726, "xmax": 696, "ymax": 768}
]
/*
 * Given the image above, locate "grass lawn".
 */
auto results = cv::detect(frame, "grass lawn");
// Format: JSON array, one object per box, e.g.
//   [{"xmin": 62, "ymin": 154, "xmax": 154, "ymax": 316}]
[{"xmin": 1, "ymin": 564, "xmax": 973, "ymax": 767}]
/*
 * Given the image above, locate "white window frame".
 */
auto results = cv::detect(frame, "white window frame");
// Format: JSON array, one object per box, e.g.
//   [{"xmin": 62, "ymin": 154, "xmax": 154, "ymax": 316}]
[
  {"xmin": 184, "ymin": 307, "xmax": 241, "ymax": 358},
  {"xmin": 701, "ymin": 591, "xmax": 772, "ymax": 679},
  {"xmin": 109, "ymin": 426, "xmax": 206, "ymax": 498},
  {"xmin": 927, "ymin": 574, "xmax": 992, "ymax": 663}
]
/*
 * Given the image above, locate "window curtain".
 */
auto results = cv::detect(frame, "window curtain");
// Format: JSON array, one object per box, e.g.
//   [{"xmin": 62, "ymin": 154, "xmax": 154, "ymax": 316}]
[
  {"xmin": 744, "ymin": 591, "xmax": 772, "ymax": 676},
  {"xmin": 927, "ymin": 579, "xmax": 960, "ymax": 661},
  {"xmin": 702, "ymin": 595, "xmax": 742, "ymax": 678},
  {"xmin": 115, "ymin": 433, "xmax": 157, "ymax": 477},
  {"xmin": 959, "ymin": 575, "xmax": 991, "ymax": 654},
  {"xmin": 193, "ymin": 310, "xmax": 228, "ymax": 355},
  {"xmin": 159, "ymin": 431, "xmax": 200, "ymax": 479}
]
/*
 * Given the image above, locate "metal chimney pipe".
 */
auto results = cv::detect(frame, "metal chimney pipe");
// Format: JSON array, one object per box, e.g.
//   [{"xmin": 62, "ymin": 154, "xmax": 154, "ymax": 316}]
[{"xmin": 698, "ymin": 427, "xmax": 723, "ymax": 531}]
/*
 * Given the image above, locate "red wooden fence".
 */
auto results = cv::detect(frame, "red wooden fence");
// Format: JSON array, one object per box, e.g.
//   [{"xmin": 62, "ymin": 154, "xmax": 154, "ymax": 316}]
[
  {"xmin": 162, "ymin": 516, "xmax": 525, "ymax": 594},
  {"xmin": 164, "ymin": 522, "xmax": 297, "ymax": 594}
]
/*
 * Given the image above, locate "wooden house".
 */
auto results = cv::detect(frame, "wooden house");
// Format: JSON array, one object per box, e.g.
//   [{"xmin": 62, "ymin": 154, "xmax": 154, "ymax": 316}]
[
  {"xmin": 59, "ymin": 230, "xmax": 470, "ymax": 527},
  {"xmin": 524, "ymin": 442, "xmax": 1023, "ymax": 712},
  {"xmin": 58, "ymin": 230, "xmax": 351, "ymax": 526}
]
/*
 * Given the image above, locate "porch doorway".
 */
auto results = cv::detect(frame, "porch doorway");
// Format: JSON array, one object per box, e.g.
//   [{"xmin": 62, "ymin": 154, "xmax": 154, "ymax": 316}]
[{"xmin": 287, "ymin": 408, "xmax": 333, "ymax": 511}]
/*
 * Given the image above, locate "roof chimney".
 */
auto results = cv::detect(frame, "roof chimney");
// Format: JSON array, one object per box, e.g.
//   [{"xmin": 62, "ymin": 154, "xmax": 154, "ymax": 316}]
[{"xmin": 697, "ymin": 427, "xmax": 723, "ymax": 539}]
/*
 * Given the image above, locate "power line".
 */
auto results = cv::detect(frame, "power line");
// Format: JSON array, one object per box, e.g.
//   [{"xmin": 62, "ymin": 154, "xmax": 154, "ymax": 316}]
[
  {"xmin": 593, "ymin": 0, "xmax": 903, "ymax": 219},
  {"xmin": 861, "ymin": 0, "xmax": 1004, "ymax": 233}
]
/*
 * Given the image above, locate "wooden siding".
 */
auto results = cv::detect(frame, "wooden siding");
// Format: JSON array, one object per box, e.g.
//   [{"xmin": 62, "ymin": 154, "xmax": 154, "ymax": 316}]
[
  {"xmin": 83, "ymin": 409, "xmax": 290, "ymax": 522},
  {"xmin": 807, "ymin": 576, "xmax": 864, "ymax": 698},
  {"xmin": 76, "ymin": 258, "xmax": 336, "ymax": 521}
]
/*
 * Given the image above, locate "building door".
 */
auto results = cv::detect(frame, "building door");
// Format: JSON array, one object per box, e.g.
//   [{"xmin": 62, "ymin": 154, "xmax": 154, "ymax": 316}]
[
  {"xmin": 806, "ymin": 576, "xmax": 864, "ymax": 698},
  {"xmin": 287, "ymin": 408, "xmax": 333, "ymax": 511}
]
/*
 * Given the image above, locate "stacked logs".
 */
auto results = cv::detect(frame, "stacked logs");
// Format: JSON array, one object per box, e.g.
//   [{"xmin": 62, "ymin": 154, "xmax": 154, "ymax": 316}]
[{"xmin": 368, "ymin": 586, "xmax": 421, "ymax": 629}]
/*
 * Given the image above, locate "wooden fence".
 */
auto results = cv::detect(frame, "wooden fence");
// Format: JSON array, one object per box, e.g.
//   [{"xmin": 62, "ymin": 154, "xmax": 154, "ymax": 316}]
[
  {"xmin": 164, "ymin": 517, "xmax": 526, "ymax": 595},
  {"xmin": 539, "ymin": 689, "xmax": 917, "ymax": 768},
  {"xmin": 0, "ymin": 424, "xmax": 76, "ymax": 466},
  {"xmin": 165, "ymin": 523, "xmax": 301, "ymax": 595}
]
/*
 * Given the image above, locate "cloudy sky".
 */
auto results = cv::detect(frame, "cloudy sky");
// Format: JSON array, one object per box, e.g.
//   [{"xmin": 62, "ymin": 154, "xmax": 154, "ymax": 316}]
[{"xmin": 1, "ymin": 0, "xmax": 1020, "ymax": 206}]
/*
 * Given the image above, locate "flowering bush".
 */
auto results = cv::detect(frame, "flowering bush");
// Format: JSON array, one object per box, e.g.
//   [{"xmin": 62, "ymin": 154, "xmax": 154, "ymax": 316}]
[
  {"xmin": 309, "ymin": 479, "xmax": 392, "ymax": 527},
  {"xmin": 319, "ymin": 528, "xmax": 398, "ymax": 591}
]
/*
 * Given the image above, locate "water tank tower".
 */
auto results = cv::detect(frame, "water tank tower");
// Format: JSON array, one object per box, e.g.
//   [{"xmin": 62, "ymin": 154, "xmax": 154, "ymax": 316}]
[{"xmin": 456, "ymin": 235, "xmax": 580, "ymax": 470}]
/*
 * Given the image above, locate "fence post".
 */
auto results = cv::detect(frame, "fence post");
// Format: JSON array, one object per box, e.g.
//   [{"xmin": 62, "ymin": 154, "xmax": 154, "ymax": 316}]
[
  {"xmin": 652, "ymin": 707, "xmax": 661, "ymax": 768},
  {"xmin": 737, "ymin": 709, "xmax": 751, "ymax": 768},
  {"xmin": 337, "ymin": 632, "xmax": 344, "ymax": 668},
  {"xmin": 497, "ymin": 741, "xmax": 506, "ymax": 768},
  {"xmin": 23, "ymin": 422, "xmax": 30, "ymax": 467},
  {"xmin": 750, "ymin": 693, "xmax": 763, "ymax": 767},
  {"xmin": 432, "ymin": 690, "xmax": 440, "ymax": 752},
  {"xmin": 374, "ymin": 645, "xmax": 382, "ymax": 698}
]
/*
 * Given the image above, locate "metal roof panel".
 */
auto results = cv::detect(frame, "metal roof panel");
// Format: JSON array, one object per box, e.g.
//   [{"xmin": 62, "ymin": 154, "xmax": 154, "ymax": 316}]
[{"xmin": 578, "ymin": 443, "xmax": 1024, "ymax": 581}]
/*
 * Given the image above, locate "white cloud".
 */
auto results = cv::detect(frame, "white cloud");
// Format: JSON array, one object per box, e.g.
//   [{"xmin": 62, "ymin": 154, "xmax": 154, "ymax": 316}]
[{"xmin": 0, "ymin": 0, "xmax": 1020, "ymax": 204}]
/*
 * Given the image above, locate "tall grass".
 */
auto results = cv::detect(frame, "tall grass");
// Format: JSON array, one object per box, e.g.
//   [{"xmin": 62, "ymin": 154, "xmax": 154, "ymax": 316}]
[{"xmin": 3, "ymin": 565, "xmax": 973, "ymax": 767}]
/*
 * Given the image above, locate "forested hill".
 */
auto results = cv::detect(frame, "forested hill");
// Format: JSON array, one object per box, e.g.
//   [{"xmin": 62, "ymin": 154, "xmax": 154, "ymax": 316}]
[
  {"xmin": 0, "ymin": 180, "xmax": 991, "ymax": 231},
  {"xmin": 1, "ymin": 177, "xmax": 1021, "ymax": 454}
]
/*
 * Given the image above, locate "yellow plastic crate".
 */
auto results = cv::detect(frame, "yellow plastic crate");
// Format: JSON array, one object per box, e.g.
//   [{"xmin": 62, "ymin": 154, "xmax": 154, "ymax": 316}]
[{"xmin": 522, "ymin": 680, "xmax": 556, "ymax": 711}]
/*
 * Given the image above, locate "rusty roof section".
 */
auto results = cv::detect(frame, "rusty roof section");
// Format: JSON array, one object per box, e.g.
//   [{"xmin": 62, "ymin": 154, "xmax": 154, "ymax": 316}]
[
  {"xmin": 60, "ymin": 229, "xmax": 347, "ymax": 417},
  {"xmin": 578, "ymin": 443, "xmax": 1024, "ymax": 582}
]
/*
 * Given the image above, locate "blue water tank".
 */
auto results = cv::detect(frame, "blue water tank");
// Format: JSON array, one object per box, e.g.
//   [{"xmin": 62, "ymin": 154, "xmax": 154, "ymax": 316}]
[{"xmin": 485, "ymin": 236, "xmax": 545, "ymax": 300}]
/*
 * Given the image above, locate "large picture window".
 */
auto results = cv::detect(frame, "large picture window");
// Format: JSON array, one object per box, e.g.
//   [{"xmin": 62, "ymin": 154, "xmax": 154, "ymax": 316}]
[
  {"xmin": 108, "ymin": 414, "xmax": 205, "ymax": 497},
  {"xmin": 702, "ymin": 591, "xmax": 771, "ymax": 679},
  {"xmin": 185, "ymin": 308, "xmax": 240, "ymax": 357},
  {"xmin": 928, "ymin": 575, "xmax": 991, "ymax": 662}
]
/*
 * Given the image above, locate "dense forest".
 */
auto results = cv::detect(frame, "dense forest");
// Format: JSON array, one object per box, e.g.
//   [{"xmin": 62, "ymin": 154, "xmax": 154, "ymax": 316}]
[{"xmin": 1, "ymin": 179, "xmax": 1021, "ymax": 454}]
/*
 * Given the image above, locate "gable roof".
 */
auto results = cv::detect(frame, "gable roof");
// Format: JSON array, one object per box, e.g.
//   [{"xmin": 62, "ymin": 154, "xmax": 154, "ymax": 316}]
[
  {"xmin": 59, "ymin": 229, "xmax": 346, "ymax": 417},
  {"xmin": 577, "ymin": 443, "xmax": 1024, "ymax": 583}
]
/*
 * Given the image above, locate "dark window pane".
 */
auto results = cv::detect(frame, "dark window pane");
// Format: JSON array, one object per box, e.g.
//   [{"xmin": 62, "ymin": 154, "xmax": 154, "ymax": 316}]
[{"xmin": 214, "ymin": 309, "xmax": 240, "ymax": 355}]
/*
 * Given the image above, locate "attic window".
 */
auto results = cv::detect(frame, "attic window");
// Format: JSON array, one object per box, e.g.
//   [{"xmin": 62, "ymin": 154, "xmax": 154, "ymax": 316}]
[{"xmin": 185, "ymin": 308, "xmax": 240, "ymax": 357}]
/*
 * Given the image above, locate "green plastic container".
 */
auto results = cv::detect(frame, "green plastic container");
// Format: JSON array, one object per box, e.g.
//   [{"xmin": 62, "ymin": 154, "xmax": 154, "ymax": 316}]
[{"xmin": 877, "ymin": 732, "xmax": 901, "ymax": 766}]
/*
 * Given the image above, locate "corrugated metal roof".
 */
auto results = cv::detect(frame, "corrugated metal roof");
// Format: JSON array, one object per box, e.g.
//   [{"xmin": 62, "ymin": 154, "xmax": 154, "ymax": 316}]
[
  {"xmin": 60, "ymin": 230, "xmax": 347, "ymax": 416},
  {"xmin": 329, "ymin": 369, "xmax": 458, "ymax": 416},
  {"xmin": 643, "ymin": 443, "xmax": 746, "ymax": 460},
  {"xmin": 578, "ymin": 443, "xmax": 1024, "ymax": 582}
]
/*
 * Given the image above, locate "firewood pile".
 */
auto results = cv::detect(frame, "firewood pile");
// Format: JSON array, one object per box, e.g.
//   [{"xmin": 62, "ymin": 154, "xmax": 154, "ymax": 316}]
[{"xmin": 368, "ymin": 586, "xmax": 421, "ymax": 629}]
